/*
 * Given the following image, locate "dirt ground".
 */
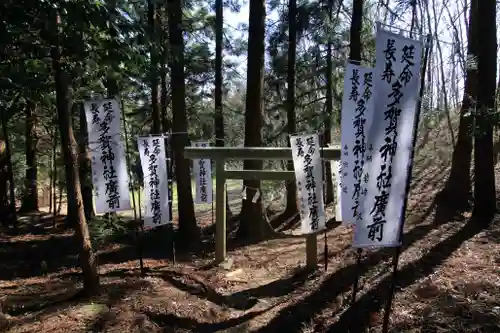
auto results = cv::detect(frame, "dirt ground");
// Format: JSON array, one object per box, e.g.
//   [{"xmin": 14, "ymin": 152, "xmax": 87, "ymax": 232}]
[{"xmin": 1, "ymin": 123, "xmax": 500, "ymax": 332}]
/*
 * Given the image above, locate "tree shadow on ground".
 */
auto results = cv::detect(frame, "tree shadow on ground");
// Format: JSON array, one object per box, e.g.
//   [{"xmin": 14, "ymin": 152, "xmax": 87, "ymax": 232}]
[
  {"xmin": 227, "ymin": 216, "xmax": 340, "ymax": 251},
  {"xmin": 0, "ymin": 210, "xmax": 323, "ymax": 281},
  {"xmin": 84, "ymin": 278, "xmax": 155, "ymax": 333},
  {"xmin": 144, "ymin": 307, "xmax": 272, "ymax": 333},
  {"xmin": 0, "ymin": 231, "xmax": 78, "ymax": 280},
  {"xmin": 390, "ymin": 281, "xmax": 500, "ymax": 332},
  {"xmin": 0, "ymin": 213, "xmax": 67, "ymax": 236},
  {"xmin": 99, "ymin": 246, "xmax": 347, "ymax": 314},
  {"xmin": 228, "ymin": 266, "xmax": 322, "ymax": 299},
  {"xmin": 157, "ymin": 270, "xmax": 259, "ymax": 310},
  {"xmin": 155, "ymin": 265, "xmax": 323, "ymax": 310},
  {"xmin": 327, "ymin": 218, "xmax": 487, "ymax": 333},
  {"xmin": 0, "ymin": 216, "xmax": 194, "ymax": 281},
  {"xmin": 3, "ymin": 277, "xmax": 151, "ymax": 333},
  {"xmin": 1, "ymin": 278, "xmax": 81, "ymax": 316},
  {"xmin": 269, "ymin": 212, "xmax": 300, "ymax": 231},
  {"xmin": 249, "ymin": 199, "xmax": 445, "ymax": 333}
]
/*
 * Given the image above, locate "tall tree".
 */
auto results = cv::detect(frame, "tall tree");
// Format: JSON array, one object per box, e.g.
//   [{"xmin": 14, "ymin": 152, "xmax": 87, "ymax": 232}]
[
  {"xmin": 167, "ymin": 0, "xmax": 200, "ymax": 243},
  {"xmin": 149, "ymin": 0, "xmax": 161, "ymax": 134},
  {"xmin": 50, "ymin": 8, "xmax": 99, "ymax": 294},
  {"xmin": 323, "ymin": 0, "xmax": 339, "ymax": 205},
  {"xmin": 20, "ymin": 99, "xmax": 38, "ymax": 212},
  {"xmin": 349, "ymin": 0, "xmax": 363, "ymax": 62},
  {"xmin": 0, "ymin": 138, "xmax": 10, "ymax": 227},
  {"xmin": 431, "ymin": 0, "xmax": 454, "ymax": 146},
  {"xmin": 438, "ymin": 0, "xmax": 475, "ymax": 212},
  {"xmin": 159, "ymin": 6, "xmax": 170, "ymax": 133},
  {"xmin": 0, "ymin": 100, "xmax": 17, "ymax": 228},
  {"xmin": 473, "ymin": 0, "xmax": 496, "ymax": 222},
  {"xmin": 213, "ymin": 0, "xmax": 233, "ymax": 217},
  {"xmin": 105, "ymin": 0, "xmax": 120, "ymax": 97},
  {"xmin": 78, "ymin": 102, "xmax": 94, "ymax": 221},
  {"xmin": 237, "ymin": 0, "xmax": 267, "ymax": 241},
  {"xmin": 284, "ymin": 0, "xmax": 298, "ymax": 216},
  {"xmin": 102, "ymin": 0, "xmax": 120, "ymax": 223},
  {"xmin": 75, "ymin": 12, "xmax": 94, "ymax": 221}
]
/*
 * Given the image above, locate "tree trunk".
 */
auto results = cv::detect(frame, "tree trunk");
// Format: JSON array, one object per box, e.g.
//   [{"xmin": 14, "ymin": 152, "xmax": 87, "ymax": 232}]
[
  {"xmin": 49, "ymin": 147, "xmax": 53, "ymax": 214},
  {"xmin": 1, "ymin": 106, "xmax": 17, "ymax": 228},
  {"xmin": 439, "ymin": 0, "xmax": 476, "ymax": 211},
  {"xmin": 237, "ymin": 0, "xmax": 267, "ymax": 241},
  {"xmin": 78, "ymin": 102, "xmax": 94, "ymax": 221},
  {"xmin": 20, "ymin": 100, "xmax": 38, "ymax": 212},
  {"xmin": 103, "ymin": 0, "xmax": 120, "ymax": 223},
  {"xmin": 159, "ymin": 6, "xmax": 171, "ymax": 134},
  {"xmin": 349, "ymin": 0, "xmax": 363, "ymax": 62},
  {"xmin": 106, "ymin": 0, "xmax": 119, "ymax": 99},
  {"xmin": 51, "ymin": 13, "xmax": 99, "ymax": 294},
  {"xmin": 52, "ymin": 125, "xmax": 58, "ymax": 220},
  {"xmin": 323, "ymin": 0, "xmax": 340, "ymax": 205},
  {"xmin": 0, "ymin": 140, "xmax": 9, "ymax": 227},
  {"xmin": 472, "ymin": 0, "xmax": 496, "ymax": 222},
  {"xmin": 213, "ymin": 0, "xmax": 233, "ymax": 217},
  {"xmin": 167, "ymin": 0, "xmax": 200, "ymax": 245},
  {"xmin": 160, "ymin": 64, "xmax": 170, "ymax": 133},
  {"xmin": 284, "ymin": 0, "xmax": 298, "ymax": 215},
  {"xmin": 149, "ymin": 0, "xmax": 161, "ymax": 134},
  {"xmin": 431, "ymin": 1, "xmax": 455, "ymax": 146}
]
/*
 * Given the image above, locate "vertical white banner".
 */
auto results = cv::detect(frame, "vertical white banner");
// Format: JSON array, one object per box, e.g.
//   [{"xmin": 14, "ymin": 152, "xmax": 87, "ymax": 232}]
[
  {"xmin": 192, "ymin": 141, "xmax": 213, "ymax": 204},
  {"xmin": 138, "ymin": 136, "xmax": 170, "ymax": 228},
  {"xmin": 353, "ymin": 28, "xmax": 423, "ymax": 248},
  {"xmin": 84, "ymin": 98, "xmax": 131, "ymax": 213},
  {"xmin": 340, "ymin": 64, "xmax": 375, "ymax": 225},
  {"xmin": 290, "ymin": 134, "xmax": 326, "ymax": 234},
  {"xmin": 331, "ymin": 160, "xmax": 343, "ymax": 222}
]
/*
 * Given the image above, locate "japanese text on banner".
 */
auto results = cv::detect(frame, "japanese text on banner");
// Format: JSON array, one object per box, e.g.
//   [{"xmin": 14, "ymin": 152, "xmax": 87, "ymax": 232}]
[
  {"xmin": 83, "ymin": 98, "xmax": 131, "ymax": 213},
  {"xmin": 353, "ymin": 28, "xmax": 423, "ymax": 248},
  {"xmin": 339, "ymin": 63, "xmax": 375, "ymax": 225},
  {"xmin": 290, "ymin": 134, "xmax": 326, "ymax": 234},
  {"xmin": 192, "ymin": 141, "xmax": 213, "ymax": 204},
  {"xmin": 138, "ymin": 136, "xmax": 170, "ymax": 228}
]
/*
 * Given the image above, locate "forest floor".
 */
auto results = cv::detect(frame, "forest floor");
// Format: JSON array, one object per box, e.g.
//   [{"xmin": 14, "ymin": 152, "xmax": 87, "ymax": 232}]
[{"xmin": 2, "ymin": 122, "xmax": 500, "ymax": 332}]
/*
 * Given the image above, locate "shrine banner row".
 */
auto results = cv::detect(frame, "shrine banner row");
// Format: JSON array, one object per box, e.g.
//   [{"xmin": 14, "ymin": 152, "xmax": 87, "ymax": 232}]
[{"xmin": 83, "ymin": 26, "xmax": 424, "ymax": 248}]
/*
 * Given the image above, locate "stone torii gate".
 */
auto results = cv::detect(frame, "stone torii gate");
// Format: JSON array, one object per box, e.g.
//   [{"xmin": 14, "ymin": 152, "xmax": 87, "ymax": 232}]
[{"xmin": 183, "ymin": 146, "xmax": 341, "ymax": 269}]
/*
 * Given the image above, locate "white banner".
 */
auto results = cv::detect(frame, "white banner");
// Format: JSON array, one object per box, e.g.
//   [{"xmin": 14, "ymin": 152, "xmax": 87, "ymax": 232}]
[
  {"xmin": 138, "ymin": 136, "xmax": 170, "ymax": 228},
  {"xmin": 192, "ymin": 141, "xmax": 213, "ymax": 204},
  {"xmin": 332, "ymin": 160, "xmax": 342, "ymax": 222},
  {"xmin": 84, "ymin": 98, "xmax": 131, "ymax": 213},
  {"xmin": 290, "ymin": 134, "xmax": 326, "ymax": 234},
  {"xmin": 353, "ymin": 28, "xmax": 423, "ymax": 248},
  {"xmin": 340, "ymin": 64, "xmax": 375, "ymax": 225}
]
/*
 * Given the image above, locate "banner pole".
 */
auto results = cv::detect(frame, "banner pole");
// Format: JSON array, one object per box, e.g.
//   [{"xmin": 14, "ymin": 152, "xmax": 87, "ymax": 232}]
[
  {"xmin": 120, "ymin": 99, "xmax": 144, "ymax": 276},
  {"xmin": 381, "ymin": 34, "xmax": 432, "ymax": 332},
  {"xmin": 137, "ymin": 172, "xmax": 144, "ymax": 273},
  {"xmin": 350, "ymin": 248, "xmax": 363, "ymax": 304},
  {"xmin": 167, "ymin": 130, "xmax": 176, "ymax": 264},
  {"xmin": 320, "ymin": 131, "xmax": 328, "ymax": 271}
]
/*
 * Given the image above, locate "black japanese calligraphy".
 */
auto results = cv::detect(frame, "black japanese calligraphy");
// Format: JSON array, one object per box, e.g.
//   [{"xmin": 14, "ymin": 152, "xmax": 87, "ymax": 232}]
[
  {"xmin": 165, "ymin": 136, "xmax": 173, "ymax": 219},
  {"xmin": 302, "ymin": 136, "xmax": 320, "ymax": 231},
  {"xmin": 295, "ymin": 138, "xmax": 304, "ymax": 157},
  {"xmin": 91, "ymin": 103, "xmax": 100, "ymax": 125},
  {"xmin": 382, "ymin": 39, "xmax": 396, "ymax": 83},
  {"xmin": 349, "ymin": 68, "xmax": 360, "ymax": 101},
  {"xmin": 144, "ymin": 139, "xmax": 162, "ymax": 225},
  {"xmin": 97, "ymin": 101, "xmax": 120, "ymax": 210},
  {"xmin": 198, "ymin": 159, "xmax": 208, "ymax": 202},
  {"xmin": 351, "ymin": 70, "xmax": 374, "ymax": 222},
  {"xmin": 368, "ymin": 40, "xmax": 417, "ymax": 243}
]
